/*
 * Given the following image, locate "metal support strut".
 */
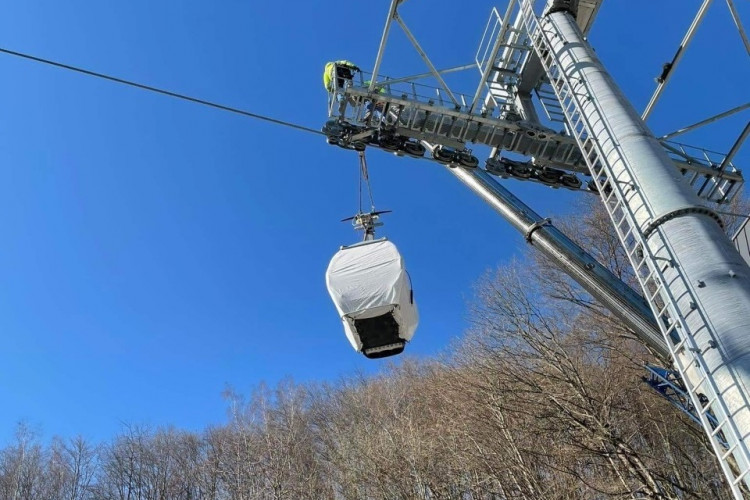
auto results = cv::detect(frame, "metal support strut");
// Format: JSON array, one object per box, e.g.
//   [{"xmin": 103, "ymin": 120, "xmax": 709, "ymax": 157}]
[{"xmin": 421, "ymin": 141, "xmax": 671, "ymax": 361}]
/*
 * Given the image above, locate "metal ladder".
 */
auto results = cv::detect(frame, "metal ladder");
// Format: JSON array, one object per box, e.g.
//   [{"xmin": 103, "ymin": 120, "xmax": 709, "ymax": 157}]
[
  {"xmin": 518, "ymin": 0, "xmax": 750, "ymax": 496},
  {"xmin": 643, "ymin": 365, "xmax": 724, "ymax": 438},
  {"xmin": 475, "ymin": 6, "xmax": 534, "ymax": 116},
  {"xmin": 535, "ymin": 81, "xmax": 566, "ymax": 123}
]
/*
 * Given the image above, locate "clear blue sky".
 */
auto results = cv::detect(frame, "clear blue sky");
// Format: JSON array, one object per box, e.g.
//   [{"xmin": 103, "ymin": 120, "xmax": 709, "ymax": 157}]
[{"xmin": 0, "ymin": 0, "xmax": 747, "ymax": 444}]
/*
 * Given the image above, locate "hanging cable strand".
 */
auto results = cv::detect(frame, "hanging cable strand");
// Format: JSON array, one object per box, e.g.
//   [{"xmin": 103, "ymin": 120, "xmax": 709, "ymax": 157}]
[
  {"xmin": 0, "ymin": 46, "xmax": 324, "ymax": 136},
  {"xmin": 357, "ymin": 151, "xmax": 365, "ymax": 214},
  {"xmin": 359, "ymin": 151, "xmax": 376, "ymax": 212}
]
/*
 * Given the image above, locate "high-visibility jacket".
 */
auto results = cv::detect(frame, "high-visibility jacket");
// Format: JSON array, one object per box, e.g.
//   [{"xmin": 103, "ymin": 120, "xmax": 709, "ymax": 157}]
[
  {"xmin": 323, "ymin": 60, "xmax": 359, "ymax": 91},
  {"xmin": 364, "ymin": 80, "xmax": 387, "ymax": 94}
]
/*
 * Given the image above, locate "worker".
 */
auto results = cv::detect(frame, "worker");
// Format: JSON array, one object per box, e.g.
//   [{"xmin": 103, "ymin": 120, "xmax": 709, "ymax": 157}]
[
  {"xmin": 324, "ymin": 60, "xmax": 360, "ymax": 117},
  {"xmin": 323, "ymin": 60, "xmax": 360, "ymax": 91},
  {"xmin": 363, "ymin": 79, "xmax": 387, "ymax": 123}
]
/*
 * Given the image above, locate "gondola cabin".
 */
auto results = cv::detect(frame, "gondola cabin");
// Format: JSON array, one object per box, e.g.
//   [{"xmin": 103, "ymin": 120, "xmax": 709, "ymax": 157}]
[{"xmin": 326, "ymin": 238, "xmax": 418, "ymax": 358}]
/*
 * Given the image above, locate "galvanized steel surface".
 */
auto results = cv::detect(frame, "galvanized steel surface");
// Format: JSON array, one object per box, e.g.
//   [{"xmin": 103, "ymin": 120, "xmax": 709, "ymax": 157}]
[
  {"xmin": 543, "ymin": 8, "xmax": 750, "ymax": 493},
  {"xmin": 450, "ymin": 166, "xmax": 670, "ymax": 360}
]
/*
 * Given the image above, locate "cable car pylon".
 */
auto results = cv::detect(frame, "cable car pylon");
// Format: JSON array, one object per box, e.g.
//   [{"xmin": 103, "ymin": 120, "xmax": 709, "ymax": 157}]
[{"xmin": 323, "ymin": 0, "xmax": 750, "ymax": 492}]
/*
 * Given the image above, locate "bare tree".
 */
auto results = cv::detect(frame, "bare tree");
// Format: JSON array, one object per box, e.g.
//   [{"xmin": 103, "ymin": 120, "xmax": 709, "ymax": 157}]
[
  {"xmin": 455, "ymin": 259, "xmax": 731, "ymax": 498},
  {"xmin": 0, "ymin": 422, "xmax": 46, "ymax": 500},
  {"xmin": 46, "ymin": 435, "xmax": 98, "ymax": 500}
]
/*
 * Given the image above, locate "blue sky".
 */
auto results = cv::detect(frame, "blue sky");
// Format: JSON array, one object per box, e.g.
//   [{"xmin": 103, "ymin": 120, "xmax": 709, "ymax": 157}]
[{"xmin": 0, "ymin": 0, "xmax": 747, "ymax": 444}]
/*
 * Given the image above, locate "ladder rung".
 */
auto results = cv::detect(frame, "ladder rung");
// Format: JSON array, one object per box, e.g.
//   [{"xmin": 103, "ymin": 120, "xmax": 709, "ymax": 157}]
[
  {"xmin": 700, "ymin": 397, "xmax": 716, "ymax": 412},
  {"xmin": 720, "ymin": 442, "xmax": 737, "ymax": 460},
  {"xmin": 656, "ymin": 301, "xmax": 672, "ymax": 319},
  {"xmin": 712, "ymin": 420, "xmax": 728, "ymax": 435},
  {"xmin": 650, "ymin": 285, "xmax": 665, "ymax": 303},
  {"xmin": 732, "ymin": 467, "xmax": 750, "ymax": 485},
  {"xmin": 672, "ymin": 340, "xmax": 687, "ymax": 354}
]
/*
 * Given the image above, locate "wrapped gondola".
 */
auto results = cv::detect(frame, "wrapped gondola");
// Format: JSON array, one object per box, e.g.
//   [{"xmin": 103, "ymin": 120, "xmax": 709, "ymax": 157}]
[{"xmin": 326, "ymin": 238, "xmax": 418, "ymax": 358}]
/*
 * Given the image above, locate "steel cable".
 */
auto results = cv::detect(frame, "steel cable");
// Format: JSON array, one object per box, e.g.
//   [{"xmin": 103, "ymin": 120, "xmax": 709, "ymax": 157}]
[{"xmin": 0, "ymin": 46, "xmax": 325, "ymax": 136}]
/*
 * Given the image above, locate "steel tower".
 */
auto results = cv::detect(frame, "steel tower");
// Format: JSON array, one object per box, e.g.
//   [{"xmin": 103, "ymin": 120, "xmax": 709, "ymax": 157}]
[{"xmin": 322, "ymin": 0, "xmax": 750, "ymax": 494}]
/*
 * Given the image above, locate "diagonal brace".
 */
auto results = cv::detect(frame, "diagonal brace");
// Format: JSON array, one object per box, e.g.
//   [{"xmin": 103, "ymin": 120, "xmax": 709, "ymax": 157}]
[
  {"xmin": 642, "ymin": 0, "xmax": 713, "ymax": 121},
  {"xmin": 724, "ymin": 0, "xmax": 750, "ymax": 57},
  {"xmin": 394, "ymin": 13, "xmax": 460, "ymax": 107}
]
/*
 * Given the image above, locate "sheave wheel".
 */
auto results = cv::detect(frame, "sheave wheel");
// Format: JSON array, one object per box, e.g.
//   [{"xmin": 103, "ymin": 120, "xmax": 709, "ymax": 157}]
[
  {"xmin": 403, "ymin": 142, "xmax": 426, "ymax": 157},
  {"xmin": 538, "ymin": 170, "xmax": 561, "ymax": 186},
  {"xmin": 458, "ymin": 152, "xmax": 479, "ymax": 168},
  {"xmin": 323, "ymin": 121, "xmax": 344, "ymax": 137},
  {"xmin": 509, "ymin": 164, "xmax": 532, "ymax": 179},
  {"xmin": 561, "ymin": 174, "xmax": 582, "ymax": 189},
  {"xmin": 380, "ymin": 136, "xmax": 402, "ymax": 151},
  {"xmin": 433, "ymin": 147, "xmax": 454, "ymax": 165}
]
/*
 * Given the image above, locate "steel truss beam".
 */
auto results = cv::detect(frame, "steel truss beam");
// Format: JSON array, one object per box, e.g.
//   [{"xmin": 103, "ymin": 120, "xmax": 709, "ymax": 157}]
[
  {"xmin": 642, "ymin": 0, "xmax": 714, "ymax": 121},
  {"xmin": 719, "ymin": 121, "xmax": 750, "ymax": 173},
  {"xmin": 660, "ymin": 102, "xmax": 750, "ymax": 140},
  {"xmin": 725, "ymin": 0, "xmax": 750, "ymax": 57}
]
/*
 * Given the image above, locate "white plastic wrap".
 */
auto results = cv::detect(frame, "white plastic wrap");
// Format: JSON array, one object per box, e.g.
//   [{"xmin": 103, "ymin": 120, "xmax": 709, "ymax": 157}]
[{"xmin": 326, "ymin": 238, "xmax": 418, "ymax": 353}]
